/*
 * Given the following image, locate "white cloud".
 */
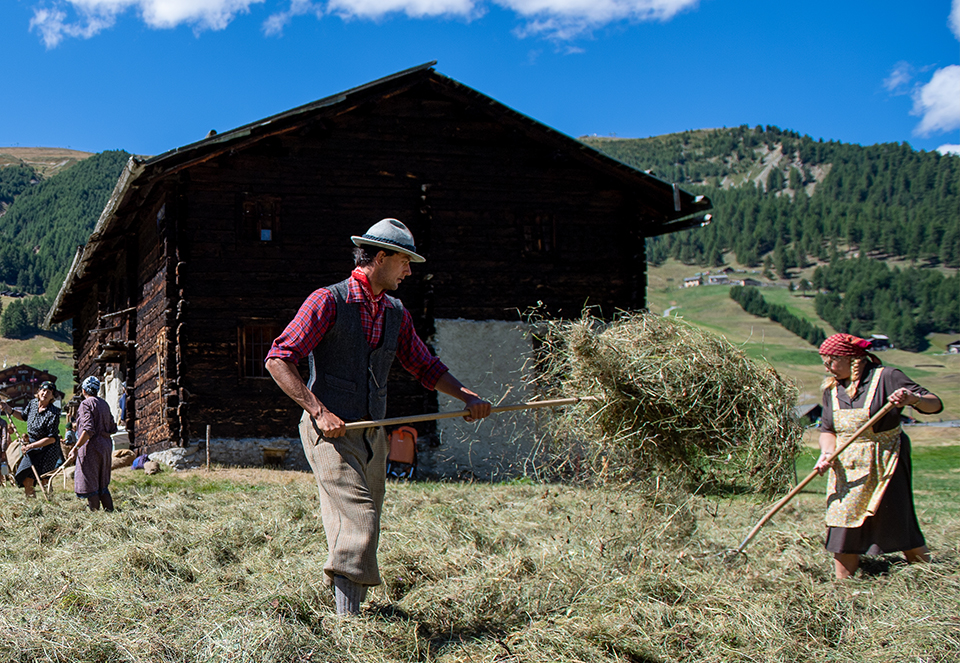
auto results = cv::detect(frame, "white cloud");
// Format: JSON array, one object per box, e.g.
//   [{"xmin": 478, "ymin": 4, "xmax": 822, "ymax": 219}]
[
  {"xmin": 30, "ymin": 0, "xmax": 264, "ymax": 47},
  {"xmin": 502, "ymin": 0, "xmax": 693, "ymax": 22},
  {"xmin": 263, "ymin": 0, "xmax": 320, "ymax": 35},
  {"xmin": 938, "ymin": 144, "xmax": 960, "ymax": 155},
  {"xmin": 30, "ymin": 5, "xmax": 121, "ymax": 47},
  {"xmin": 912, "ymin": 64, "xmax": 960, "ymax": 136},
  {"xmin": 902, "ymin": 2, "xmax": 960, "ymax": 138},
  {"xmin": 503, "ymin": 0, "xmax": 698, "ymax": 39},
  {"xmin": 327, "ymin": 0, "xmax": 481, "ymax": 20},
  {"xmin": 883, "ymin": 61, "xmax": 913, "ymax": 95},
  {"xmin": 322, "ymin": 0, "xmax": 697, "ymax": 32},
  {"xmin": 137, "ymin": 0, "xmax": 266, "ymax": 29},
  {"xmin": 29, "ymin": 0, "xmax": 698, "ymax": 45},
  {"xmin": 951, "ymin": 0, "xmax": 960, "ymax": 40}
]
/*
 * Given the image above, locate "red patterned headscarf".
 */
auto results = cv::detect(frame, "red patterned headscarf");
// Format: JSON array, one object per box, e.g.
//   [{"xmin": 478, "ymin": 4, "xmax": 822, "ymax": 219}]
[{"xmin": 819, "ymin": 333, "xmax": 872, "ymax": 357}]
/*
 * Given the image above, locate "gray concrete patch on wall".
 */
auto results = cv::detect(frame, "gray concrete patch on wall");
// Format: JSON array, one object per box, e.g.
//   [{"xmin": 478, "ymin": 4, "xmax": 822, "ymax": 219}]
[{"xmin": 424, "ymin": 319, "xmax": 541, "ymax": 481}]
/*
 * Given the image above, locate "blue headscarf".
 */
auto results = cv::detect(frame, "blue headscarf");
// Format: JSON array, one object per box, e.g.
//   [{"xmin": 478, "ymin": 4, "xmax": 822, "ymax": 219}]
[{"xmin": 81, "ymin": 376, "xmax": 101, "ymax": 395}]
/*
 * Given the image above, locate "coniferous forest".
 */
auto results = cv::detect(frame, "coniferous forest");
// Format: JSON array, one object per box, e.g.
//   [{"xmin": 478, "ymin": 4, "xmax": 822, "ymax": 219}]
[
  {"xmin": 0, "ymin": 150, "xmax": 129, "ymax": 338},
  {"xmin": 583, "ymin": 126, "xmax": 959, "ymax": 349},
  {"xmin": 583, "ymin": 125, "xmax": 958, "ymax": 269},
  {"xmin": 0, "ymin": 150, "xmax": 129, "ymax": 295}
]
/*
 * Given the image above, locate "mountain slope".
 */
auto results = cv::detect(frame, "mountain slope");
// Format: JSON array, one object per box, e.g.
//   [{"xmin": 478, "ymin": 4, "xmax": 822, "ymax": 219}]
[
  {"xmin": 581, "ymin": 126, "xmax": 960, "ymax": 269},
  {"xmin": 0, "ymin": 150, "xmax": 129, "ymax": 294},
  {"xmin": 0, "ymin": 147, "xmax": 95, "ymax": 178}
]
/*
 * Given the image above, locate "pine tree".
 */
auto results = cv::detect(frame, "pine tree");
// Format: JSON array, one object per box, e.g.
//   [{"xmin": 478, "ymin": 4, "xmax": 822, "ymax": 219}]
[{"xmin": 0, "ymin": 299, "xmax": 29, "ymax": 339}]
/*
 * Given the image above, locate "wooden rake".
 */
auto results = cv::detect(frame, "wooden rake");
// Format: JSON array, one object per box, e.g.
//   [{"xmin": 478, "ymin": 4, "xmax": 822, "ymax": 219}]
[
  {"xmin": 341, "ymin": 396, "xmax": 598, "ymax": 431},
  {"xmin": 725, "ymin": 400, "xmax": 897, "ymax": 560},
  {"xmin": 0, "ymin": 406, "xmax": 51, "ymax": 501}
]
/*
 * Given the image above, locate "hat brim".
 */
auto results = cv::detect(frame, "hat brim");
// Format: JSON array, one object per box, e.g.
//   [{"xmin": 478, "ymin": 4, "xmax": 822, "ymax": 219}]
[{"xmin": 351, "ymin": 236, "xmax": 426, "ymax": 263}]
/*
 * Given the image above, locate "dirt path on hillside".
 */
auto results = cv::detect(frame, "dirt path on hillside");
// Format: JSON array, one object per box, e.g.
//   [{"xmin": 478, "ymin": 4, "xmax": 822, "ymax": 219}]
[{"xmin": 803, "ymin": 425, "xmax": 959, "ymax": 448}]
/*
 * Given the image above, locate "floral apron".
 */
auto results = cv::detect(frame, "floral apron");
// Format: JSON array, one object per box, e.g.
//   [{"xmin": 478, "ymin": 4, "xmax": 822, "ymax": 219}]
[{"xmin": 825, "ymin": 367, "xmax": 901, "ymax": 528}]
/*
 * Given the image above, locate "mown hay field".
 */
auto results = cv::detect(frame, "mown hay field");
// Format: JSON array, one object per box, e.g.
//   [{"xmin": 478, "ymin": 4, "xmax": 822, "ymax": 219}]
[{"xmin": 0, "ymin": 437, "xmax": 956, "ymax": 663}]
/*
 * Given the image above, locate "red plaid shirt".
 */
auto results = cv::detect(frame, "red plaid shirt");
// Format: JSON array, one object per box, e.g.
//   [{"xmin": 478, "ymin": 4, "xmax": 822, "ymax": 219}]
[{"xmin": 266, "ymin": 268, "xmax": 448, "ymax": 390}]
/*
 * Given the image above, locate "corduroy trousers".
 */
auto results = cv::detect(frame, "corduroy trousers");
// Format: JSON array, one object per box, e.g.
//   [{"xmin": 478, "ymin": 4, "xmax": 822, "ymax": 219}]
[{"xmin": 299, "ymin": 411, "xmax": 388, "ymax": 587}]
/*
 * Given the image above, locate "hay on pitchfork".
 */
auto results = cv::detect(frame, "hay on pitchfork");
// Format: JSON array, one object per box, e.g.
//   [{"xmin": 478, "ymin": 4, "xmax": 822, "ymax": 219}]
[{"xmin": 530, "ymin": 310, "xmax": 803, "ymax": 494}]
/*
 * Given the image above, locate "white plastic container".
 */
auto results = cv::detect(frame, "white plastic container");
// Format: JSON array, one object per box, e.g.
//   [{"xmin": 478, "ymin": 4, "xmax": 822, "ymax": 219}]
[{"xmin": 111, "ymin": 431, "xmax": 131, "ymax": 451}]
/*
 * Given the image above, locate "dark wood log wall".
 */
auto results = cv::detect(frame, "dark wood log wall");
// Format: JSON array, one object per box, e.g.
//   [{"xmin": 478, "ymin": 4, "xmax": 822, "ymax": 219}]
[
  {"xmin": 73, "ymin": 296, "xmax": 100, "ymax": 393},
  {"xmin": 113, "ymin": 79, "xmax": 652, "ymax": 448},
  {"xmin": 131, "ymin": 199, "xmax": 174, "ymax": 454}
]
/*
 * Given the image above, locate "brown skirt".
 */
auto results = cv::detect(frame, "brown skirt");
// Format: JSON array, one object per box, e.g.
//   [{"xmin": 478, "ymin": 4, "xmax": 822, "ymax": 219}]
[{"xmin": 825, "ymin": 434, "xmax": 926, "ymax": 555}]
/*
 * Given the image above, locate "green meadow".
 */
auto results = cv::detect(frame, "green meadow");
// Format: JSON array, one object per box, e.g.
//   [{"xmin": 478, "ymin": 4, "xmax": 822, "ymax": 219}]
[{"xmin": 646, "ymin": 260, "xmax": 960, "ymax": 419}]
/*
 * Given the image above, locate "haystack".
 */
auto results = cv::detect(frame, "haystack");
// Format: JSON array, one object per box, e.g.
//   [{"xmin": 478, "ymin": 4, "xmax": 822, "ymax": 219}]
[{"xmin": 531, "ymin": 310, "xmax": 802, "ymax": 494}]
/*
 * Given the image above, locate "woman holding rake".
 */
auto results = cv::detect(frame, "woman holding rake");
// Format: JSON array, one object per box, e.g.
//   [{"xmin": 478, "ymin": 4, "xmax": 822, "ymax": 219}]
[
  {"xmin": 814, "ymin": 333, "xmax": 942, "ymax": 579},
  {"xmin": 0, "ymin": 381, "xmax": 63, "ymax": 498}
]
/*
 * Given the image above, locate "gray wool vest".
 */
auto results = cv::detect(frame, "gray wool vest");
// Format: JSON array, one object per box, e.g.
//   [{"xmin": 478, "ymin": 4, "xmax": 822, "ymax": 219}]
[{"xmin": 306, "ymin": 278, "xmax": 403, "ymax": 422}]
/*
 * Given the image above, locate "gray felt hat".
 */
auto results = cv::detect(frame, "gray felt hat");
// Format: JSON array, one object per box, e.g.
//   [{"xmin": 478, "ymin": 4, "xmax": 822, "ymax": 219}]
[{"xmin": 351, "ymin": 218, "xmax": 425, "ymax": 263}]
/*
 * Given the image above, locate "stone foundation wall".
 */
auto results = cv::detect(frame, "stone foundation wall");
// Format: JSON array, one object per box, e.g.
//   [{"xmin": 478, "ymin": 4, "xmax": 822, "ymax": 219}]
[{"xmin": 206, "ymin": 436, "xmax": 308, "ymax": 470}]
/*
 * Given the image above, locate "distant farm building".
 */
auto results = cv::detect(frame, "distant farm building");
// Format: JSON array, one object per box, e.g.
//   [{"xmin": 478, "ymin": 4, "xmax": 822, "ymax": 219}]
[
  {"xmin": 794, "ymin": 403, "xmax": 823, "ymax": 425},
  {"xmin": 683, "ymin": 276, "xmax": 702, "ymax": 287},
  {"xmin": 870, "ymin": 334, "xmax": 892, "ymax": 350},
  {"xmin": 0, "ymin": 365, "xmax": 59, "ymax": 409},
  {"xmin": 47, "ymin": 62, "xmax": 712, "ymax": 479},
  {"xmin": 947, "ymin": 340, "xmax": 960, "ymax": 354}
]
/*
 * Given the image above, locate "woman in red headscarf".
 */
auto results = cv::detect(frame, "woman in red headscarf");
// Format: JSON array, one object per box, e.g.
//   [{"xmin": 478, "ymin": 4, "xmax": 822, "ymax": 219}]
[{"xmin": 814, "ymin": 333, "xmax": 942, "ymax": 579}]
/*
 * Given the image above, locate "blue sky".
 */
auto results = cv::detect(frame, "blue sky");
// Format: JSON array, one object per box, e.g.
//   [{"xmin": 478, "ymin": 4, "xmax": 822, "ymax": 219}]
[{"xmin": 2, "ymin": 0, "xmax": 958, "ymax": 157}]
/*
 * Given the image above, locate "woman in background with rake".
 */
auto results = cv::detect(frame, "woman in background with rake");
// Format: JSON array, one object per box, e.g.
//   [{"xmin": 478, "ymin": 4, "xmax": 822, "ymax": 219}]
[
  {"xmin": 66, "ymin": 376, "xmax": 117, "ymax": 512},
  {"xmin": 0, "ymin": 416, "xmax": 13, "ymax": 485},
  {"xmin": 0, "ymin": 381, "xmax": 63, "ymax": 498},
  {"xmin": 814, "ymin": 333, "xmax": 942, "ymax": 579}
]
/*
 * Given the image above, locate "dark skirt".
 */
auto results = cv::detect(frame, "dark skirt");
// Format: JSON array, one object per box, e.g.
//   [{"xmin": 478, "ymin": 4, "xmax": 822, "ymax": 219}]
[
  {"xmin": 825, "ymin": 434, "xmax": 926, "ymax": 555},
  {"xmin": 15, "ymin": 444, "xmax": 64, "ymax": 487}
]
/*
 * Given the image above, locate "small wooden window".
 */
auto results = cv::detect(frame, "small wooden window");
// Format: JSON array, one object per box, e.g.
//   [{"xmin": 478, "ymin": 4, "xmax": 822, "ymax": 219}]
[
  {"xmin": 239, "ymin": 322, "xmax": 282, "ymax": 378},
  {"xmin": 240, "ymin": 194, "xmax": 281, "ymax": 242},
  {"xmin": 522, "ymin": 215, "xmax": 557, "ymax": 257}
]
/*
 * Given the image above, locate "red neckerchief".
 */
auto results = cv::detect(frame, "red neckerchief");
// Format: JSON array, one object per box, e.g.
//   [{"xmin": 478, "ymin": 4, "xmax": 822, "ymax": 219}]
[{"xmin": 350, "ymin": 267, "xmax": 390, "ymax": 347}]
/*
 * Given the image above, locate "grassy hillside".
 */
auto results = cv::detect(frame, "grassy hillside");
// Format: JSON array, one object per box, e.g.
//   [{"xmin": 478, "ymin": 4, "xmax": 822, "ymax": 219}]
[
  {"xmin": 0, "ymin": 296, "xmax": 72, "ymax": 382},
  {"xmin": 647, "ymin": 259, "xmax": 960, "ymax": 419},
  {"xmin": 0, "ymin": 147, "xmax": 94, "ymax": 178},
  {"xmin": 583, "ymin": 128, "xmax": 960, "ymax": 345}
]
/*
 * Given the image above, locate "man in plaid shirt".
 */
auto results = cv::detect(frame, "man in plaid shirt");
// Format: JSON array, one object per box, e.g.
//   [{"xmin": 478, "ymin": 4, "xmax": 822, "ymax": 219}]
[{"xmin": 266, "ymin": 218, "xmax": 490, "ymax": 615}]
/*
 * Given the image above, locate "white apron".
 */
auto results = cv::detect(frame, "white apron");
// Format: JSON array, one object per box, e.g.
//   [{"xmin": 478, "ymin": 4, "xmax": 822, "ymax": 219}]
[{"xmin": 825, "ymin": 368, "xmax": 902, "ymax": 528}]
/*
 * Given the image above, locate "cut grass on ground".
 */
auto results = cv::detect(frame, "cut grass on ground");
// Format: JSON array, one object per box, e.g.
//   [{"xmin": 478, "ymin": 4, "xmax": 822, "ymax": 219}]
[{"xmin": 0, "ymin": 453, "xmax": 956, "ymax": 662}]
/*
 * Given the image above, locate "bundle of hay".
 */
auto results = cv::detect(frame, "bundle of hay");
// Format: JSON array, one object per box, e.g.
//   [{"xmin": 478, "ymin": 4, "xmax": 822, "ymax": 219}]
[{"xmin": 531, "ymin": 310, "xmax": 802, "ymax": 494}]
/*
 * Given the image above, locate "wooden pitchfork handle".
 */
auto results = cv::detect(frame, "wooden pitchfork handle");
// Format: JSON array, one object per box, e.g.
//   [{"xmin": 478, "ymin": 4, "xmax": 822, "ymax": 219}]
[
  {"xmin": 46, "ymin": 462, "xmax": 70, "ymax": 491},
  {"xmin": 733, "ymin": 400, "xmax": 897, "ymax": 555},
  {"xmin": 342, "ymin": 396, "xmax": 598, "ymax": 431},
  {"xmin": 30, "ymin": 463, "xmax": 50, "ymax": 501}
]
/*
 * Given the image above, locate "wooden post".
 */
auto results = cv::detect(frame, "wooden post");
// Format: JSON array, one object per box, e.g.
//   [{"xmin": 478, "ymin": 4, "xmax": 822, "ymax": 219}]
[{"xmin": 206, "ymin": 425, "xmax": 211, "ymax": 472}]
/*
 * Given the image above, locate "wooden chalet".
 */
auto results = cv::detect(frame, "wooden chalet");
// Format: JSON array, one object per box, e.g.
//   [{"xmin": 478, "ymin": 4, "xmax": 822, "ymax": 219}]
[
  {"xmin": 47, "ymin": 62, "xmax": 712, "ymax": 465},
  {"xmin": 0, "ymin": 365, "xmax": 59, "ymax": 409}
]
